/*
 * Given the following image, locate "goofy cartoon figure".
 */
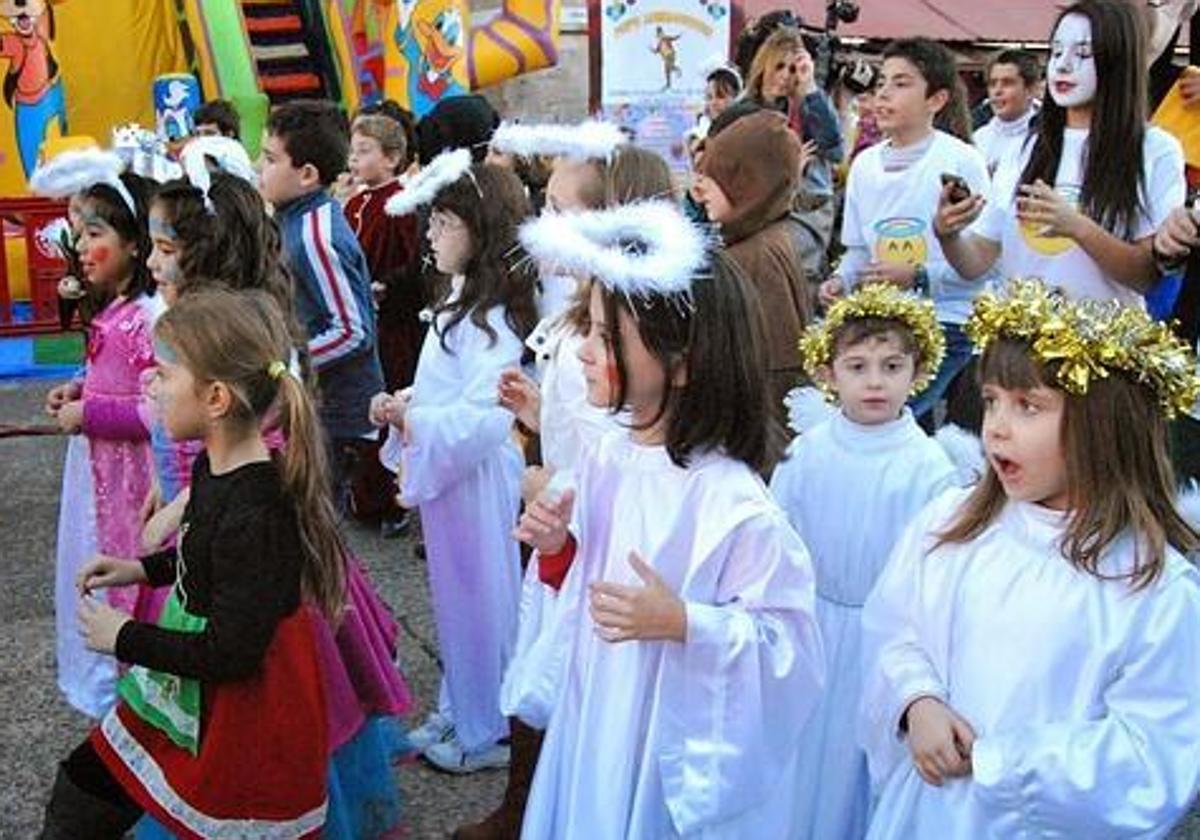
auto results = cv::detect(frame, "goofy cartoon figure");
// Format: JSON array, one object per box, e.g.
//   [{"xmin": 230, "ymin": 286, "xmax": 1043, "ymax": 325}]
[{"xmin": 0, "ymin": 0, "xmax": 67, "ymax": 177}]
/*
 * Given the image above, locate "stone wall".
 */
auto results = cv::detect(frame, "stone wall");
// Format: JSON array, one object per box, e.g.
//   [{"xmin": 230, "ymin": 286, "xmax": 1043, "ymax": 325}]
[{"xmin": 475, "ymin": 2, "xmax": 592, "ymax": 121}]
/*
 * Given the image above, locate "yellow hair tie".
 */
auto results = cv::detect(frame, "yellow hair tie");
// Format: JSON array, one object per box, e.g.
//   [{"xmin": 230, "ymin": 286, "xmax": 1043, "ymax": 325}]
[{"xmin": 267, "ymin": 361, "xmax": 288, "ymax": 381}]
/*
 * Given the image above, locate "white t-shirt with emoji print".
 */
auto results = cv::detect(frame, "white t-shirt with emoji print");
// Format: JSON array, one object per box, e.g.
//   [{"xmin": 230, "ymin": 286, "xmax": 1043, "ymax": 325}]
[
  {"xmin": 840, "ymin": 130, "xmax": 991, "ymax": 325},
  {"xmin": 975, "ymin": 125, "xmax": 1184, "ymax": 305}
]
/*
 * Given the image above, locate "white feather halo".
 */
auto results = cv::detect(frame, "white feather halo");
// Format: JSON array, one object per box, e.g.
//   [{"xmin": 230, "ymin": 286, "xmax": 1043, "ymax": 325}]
[
  {"xmin": 179, "ymin": 136, "xmax": 258, "ymax": 213},
  {"xmin": 490, "ymin": 120, "xmax": 626, "ymax": 162},
  {"xmin": 29, "ymin": 148, "xmax": 133, "ymax": 210},
  {"xmin": 518, "ymin": 200, "xmax": 707, "ymax": 297},
  {"xmin": 385, "ymin": 148, "xmax": 473, "ymax": 217}
]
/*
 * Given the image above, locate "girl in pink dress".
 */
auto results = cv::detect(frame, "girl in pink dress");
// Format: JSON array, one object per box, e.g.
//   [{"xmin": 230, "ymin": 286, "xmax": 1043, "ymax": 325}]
[{"xmin": 39, "ymin": 161, "xmax": 164, "ymax": 719}]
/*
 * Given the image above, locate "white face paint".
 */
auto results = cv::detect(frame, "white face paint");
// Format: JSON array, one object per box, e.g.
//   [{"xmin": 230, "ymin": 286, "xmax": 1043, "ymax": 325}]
[{"xmin": 1048, "ymin": 13, "xmax": 1098, "ymax": 108}]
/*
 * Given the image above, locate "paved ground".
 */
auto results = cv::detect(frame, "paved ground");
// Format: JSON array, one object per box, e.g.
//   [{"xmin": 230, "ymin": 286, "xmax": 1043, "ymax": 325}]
[
  {"xmin": 0, "ymin": 380, "xmax": 503, "ymax": 839},
  {"xmin": 3, "ymin": 378, "xmax": 1200, "ymax": 839}
]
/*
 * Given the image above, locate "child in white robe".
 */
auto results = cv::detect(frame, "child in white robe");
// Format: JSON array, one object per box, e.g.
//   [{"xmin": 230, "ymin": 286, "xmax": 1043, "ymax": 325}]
[
  {"xmin": 374, "ymin": 154, "xmax": 539, "ymax": 773},
  {"xmin": 509, "ymin": 202, "xmax": 825, "ymax": 839},
  {"xmin": 861, "ymin": 280, "xmax": 1200, "ymax": 839},
  {"xmin": 771, "ymin": 285, "xmax": 957, "ymax": 840},
  {"xmin": 464, "ymin": 133, "xmax": 675, "ymax": 837}
]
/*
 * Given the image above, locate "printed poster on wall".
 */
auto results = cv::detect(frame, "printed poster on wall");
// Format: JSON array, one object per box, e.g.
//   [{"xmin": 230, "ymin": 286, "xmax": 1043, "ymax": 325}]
[{"xmin": 598, "ymin": 0, "xmax": 731, "ymax": 170}]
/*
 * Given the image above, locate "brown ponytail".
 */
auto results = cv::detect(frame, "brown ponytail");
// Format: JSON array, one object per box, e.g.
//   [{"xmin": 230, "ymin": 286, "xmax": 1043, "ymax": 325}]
[{"xmin": 156, "ymin": 287, "xmax": 347, "ymax": 617}]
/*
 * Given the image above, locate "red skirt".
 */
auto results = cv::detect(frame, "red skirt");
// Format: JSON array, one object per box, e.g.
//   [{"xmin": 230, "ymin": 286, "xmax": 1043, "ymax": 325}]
[{"xmin": 91, "ymin": 608, "xmax": 330, "ymax": 839}]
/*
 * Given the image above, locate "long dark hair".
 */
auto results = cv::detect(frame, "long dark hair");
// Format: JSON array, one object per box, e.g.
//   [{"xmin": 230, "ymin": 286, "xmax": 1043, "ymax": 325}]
[
  {"xmin": 597, "ymin": 250, "xmax": 784, "ymax": 474},
  {"xmin": 937, "ymin": 337, "xmax": 1197, "ymax": 591},
  {"xmin": 431, "ymin": 163, "xmax": 538, "ymax": 352},
  {"xmin": 151, "ymin": 174, "xmax": 293, "ymax": 317},
  {"xmin": 77, "ymin": 172, "xmax": 156, "ymax": 317},
  {"xmin": 1019, "ymin": 0, "xmax": 1147, "ymax": 237}
]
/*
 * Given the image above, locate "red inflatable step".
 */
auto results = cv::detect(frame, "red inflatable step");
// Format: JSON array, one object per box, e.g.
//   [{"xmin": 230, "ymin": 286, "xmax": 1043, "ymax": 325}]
[
  {"xmin": 260, "ymin": 72, "xmax": 323, "ymax": 95},
  {"xmin": 244, "ymin": 14, "xmax": 302, "ymax": 35}
]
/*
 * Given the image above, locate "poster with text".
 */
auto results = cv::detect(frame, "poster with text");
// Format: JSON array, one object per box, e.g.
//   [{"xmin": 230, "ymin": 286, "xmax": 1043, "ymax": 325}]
[{"xmin": 598, "ymin": 0, "xmax": 731, "ymax": 170}]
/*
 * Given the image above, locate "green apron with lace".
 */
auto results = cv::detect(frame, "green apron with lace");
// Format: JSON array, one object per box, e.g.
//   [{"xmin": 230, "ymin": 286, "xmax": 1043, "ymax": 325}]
[{"xmin": 116, "ymin": 586, "xmax": 206, "ymax": 755}]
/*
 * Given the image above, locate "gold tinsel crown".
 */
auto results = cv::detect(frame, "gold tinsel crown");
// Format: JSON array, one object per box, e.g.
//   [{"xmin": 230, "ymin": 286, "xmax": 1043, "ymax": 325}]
[
  {"xmin": 799, "ymin": 283, "xmax": 946, "ymax": 397},
  {"xmin": 963, "ymin": 279, "xmax": 1200, "ymax": 418}
]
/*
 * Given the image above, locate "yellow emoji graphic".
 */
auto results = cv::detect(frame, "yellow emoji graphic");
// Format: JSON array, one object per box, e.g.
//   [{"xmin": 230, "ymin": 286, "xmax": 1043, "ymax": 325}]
[
  {"xmin": 1019, "ymin": 184, "xmax": 1079, "ymax": 257},
  {"xmin": 874, "ymin": 218, "xmax": 928, "ymax": 266}
]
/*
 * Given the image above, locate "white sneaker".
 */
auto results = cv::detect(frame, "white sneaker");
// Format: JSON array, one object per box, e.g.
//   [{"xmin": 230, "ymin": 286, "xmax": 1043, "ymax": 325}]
[
  {"xmin": 406, "ymin": 712, "xmax": 454, "ymax": 751},
  {"xmin": 423, "ymin": 737, "xmax": 511, "ymax": 775}
]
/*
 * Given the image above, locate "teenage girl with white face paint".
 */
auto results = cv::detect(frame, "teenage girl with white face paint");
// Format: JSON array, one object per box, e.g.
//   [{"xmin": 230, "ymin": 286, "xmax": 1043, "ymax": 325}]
[{"xmin": 933, "ymin": 0, "xmax": 1186, "ymax": 304}]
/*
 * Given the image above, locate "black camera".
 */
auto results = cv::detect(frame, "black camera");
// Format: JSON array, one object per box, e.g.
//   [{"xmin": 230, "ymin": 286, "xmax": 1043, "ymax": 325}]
[{"xmin": 827, "ymin": 0, "xmax": 860, "ymax": 25}]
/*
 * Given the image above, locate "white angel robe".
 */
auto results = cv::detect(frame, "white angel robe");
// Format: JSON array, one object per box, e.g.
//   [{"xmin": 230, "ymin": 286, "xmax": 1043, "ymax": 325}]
[
  {"xmin": 55, "ymin": 434, "xmax": 115, "ymax": 718},
  {"xmin": 517, "ymin": 432, "xmax": 826, "ymax": 839},
  {"xmin": 381, "ymin": 294, "xmax": 524, "ymax": 752},
  {"xmin": 526, "ymin": 314, "xmax": 616, "ymax": 473},
  {"xmin": 499, "ymin": 312, "xmax": 619, "ymax": 725},
  {"xmin": 769, "ymin": 409, "xmax": 957, "ymax": 840},
  {"xmin": 861, "ymin": 489, "xmax": 1200, "ymax": 839}
]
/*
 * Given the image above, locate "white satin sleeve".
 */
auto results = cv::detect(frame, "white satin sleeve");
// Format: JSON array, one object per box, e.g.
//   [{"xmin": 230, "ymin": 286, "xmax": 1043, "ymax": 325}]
[
  {"xmin": 498, "ymin": 556, "xmax": 578, "ymax": 728},
  {"xmin": 859, "ymin": 493, "xmax": 959, "ymax": 790},
  {"xmin": 658, "ymin": 510, "xmax": 825, "ymax": 834},
  {"xmin": 970, "ymin": 563, "xmax": 1200, "ymax": 837},
  {"xmin": 399, "ymin": 316, "xmax": 523, "ymax": 505}
]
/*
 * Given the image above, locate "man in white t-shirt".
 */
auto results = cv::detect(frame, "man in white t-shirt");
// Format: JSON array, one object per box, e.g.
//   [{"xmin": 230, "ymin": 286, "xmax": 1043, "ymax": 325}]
[{"xmin": 972, "ymin": 49, "xmax": 1042, "ymax": 178}]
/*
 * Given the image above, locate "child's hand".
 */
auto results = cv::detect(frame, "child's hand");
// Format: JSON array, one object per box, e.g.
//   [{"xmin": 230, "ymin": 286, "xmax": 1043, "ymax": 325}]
[
  {"xmin": 78, "ymin": 596, "xmax": 133, "ymax": 654},
  {"xmin": 818, "ymin": 276, "xmax": 844, "ymax": 308},
  {"xmin": 1017, "ymin": 180, "xmax": 1084, "ymax": 239},
  {"xmin": 857, "ymin": 261, "xmax": 917, "ymax": 290},
  {"xmin": 55, "ymin": 400, "xmax": 83, "ymax": 434},
  {"xmin": 1155, "ymin": 205, "xmax": 1200, "ymax": 263},
  {"xmin": 77, "ymin": 554, "xmax": 148, "ymax": 596},
  {"xmin": 520, "ymin": 466, "xmax": 551, "ymax": 505},
  {"xmin": 140, "ymin": 481, "xmax": 163, "ymax": 525},
  {"xmin": 513, "ymin": 488, "xmax": 574, "ymax": 555},
  {"xmin": 589, "ymin": 551, "xmax": 686, "ymax": 643},
  {"xmin": 369, "ymin": 390, "xmax": 410, "ymax": 430},
  {"xmin": 933, "ymin": 182, "xmax": 986, "ymax": 239},
  {"xmin": 903, "ymin": 696, "xmax": 975, "ymax": 786},
  {"xmin": 45, "ymin": 382, "xmax": 79, "ymax": 416},
  {"xmin": 498, "ymin": 368, "xmax": 541, "ymax": 432},
  {"xmin": 368, "ymin": 391, "xmax": 393, "ymax": 428},
  {"xmin": 142, "ymin": 490, "xmax": 189, "ymax": 553}
]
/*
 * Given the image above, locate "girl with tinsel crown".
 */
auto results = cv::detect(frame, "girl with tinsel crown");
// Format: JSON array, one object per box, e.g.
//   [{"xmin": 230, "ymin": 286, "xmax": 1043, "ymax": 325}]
[{"xmin": 861, "ymin": 280, "xmax": 1200, "ymax": 838}]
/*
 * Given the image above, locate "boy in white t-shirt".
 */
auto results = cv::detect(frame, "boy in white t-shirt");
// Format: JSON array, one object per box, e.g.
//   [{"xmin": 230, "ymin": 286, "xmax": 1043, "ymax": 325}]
[
  {"xmin": 935, "ymin": 4, "xmax": 1185, "ymax": 305},
  {"xmin": 972, "ymin": 49, "xmax": 1042, "ymax": 178},
  {"xmin": 821, "ymin": 37, "xmax": 989, "ymax": 425}
]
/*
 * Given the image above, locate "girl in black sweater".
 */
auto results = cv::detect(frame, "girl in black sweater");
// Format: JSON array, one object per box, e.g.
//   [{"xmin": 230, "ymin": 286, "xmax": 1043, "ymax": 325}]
[{"xmin": 41, "ymin": 288, "xmax": 347, "ymax": 839}]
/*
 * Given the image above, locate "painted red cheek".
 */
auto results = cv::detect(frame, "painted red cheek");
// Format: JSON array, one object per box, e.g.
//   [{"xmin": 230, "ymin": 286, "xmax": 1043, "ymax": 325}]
[
  {"xmin": 89, "ymin": 245, "xmax": 112, "ymax": 265},
  {"xmin": 605, "ymin": 358, "xmax": 619, "ymax": 388}
]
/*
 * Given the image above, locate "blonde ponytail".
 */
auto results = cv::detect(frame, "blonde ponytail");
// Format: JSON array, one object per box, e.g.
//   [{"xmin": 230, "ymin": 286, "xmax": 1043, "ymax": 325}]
[{"xmin": 274, "ymin": 369, "xmax": 347, "ymax": 618}]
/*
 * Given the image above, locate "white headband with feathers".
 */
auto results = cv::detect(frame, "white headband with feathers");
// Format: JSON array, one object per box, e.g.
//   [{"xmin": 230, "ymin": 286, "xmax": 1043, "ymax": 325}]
[
  {"xmin": 29, "ymin": 148, "xmax": 137, "ymax": 215},
  {"xmin": 179, "ymin": 136, "xmax": 258, "ymax": 213},
  {"xmin": 490, "ymin": 119, "xmax": 626, "ymax": 162},
  {"xmin": 385, "ymin": 148, "xmax": 473, "ymax": 217},
  {"xmin": 518, "ymin": 201, "xmax": 707, "ymax": 298}
]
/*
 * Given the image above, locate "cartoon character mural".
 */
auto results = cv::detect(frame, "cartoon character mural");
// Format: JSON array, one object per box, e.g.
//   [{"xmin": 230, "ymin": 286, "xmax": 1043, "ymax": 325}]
[
  {"xmin": 0, "ymin": 0, "xmax": 67, "ymax": 177},
  {"xmin": 382, "ymin": 0, "xmax": 561, "ymax": 118},
  {"xmin": 391, "ymin": 0, "xmax": 468, "ymax": 115}
]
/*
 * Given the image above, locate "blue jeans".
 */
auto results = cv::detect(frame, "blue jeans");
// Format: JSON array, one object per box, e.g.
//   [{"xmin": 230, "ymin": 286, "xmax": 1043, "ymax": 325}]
[{"xmin": 909, "ymin": 321, "xmax": 973, "ymax": 424}]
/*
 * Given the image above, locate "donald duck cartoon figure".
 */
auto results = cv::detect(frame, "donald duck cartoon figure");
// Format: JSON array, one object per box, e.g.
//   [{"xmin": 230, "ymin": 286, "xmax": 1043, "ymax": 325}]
[{"xmin": 0, "ymin": 0, "xmax": 67, "ymax": 177}]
